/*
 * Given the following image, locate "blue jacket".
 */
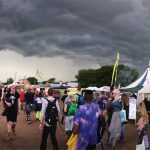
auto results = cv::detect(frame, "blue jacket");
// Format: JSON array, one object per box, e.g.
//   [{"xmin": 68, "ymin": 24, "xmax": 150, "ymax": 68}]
[{"xmin": 112, "ymin": 99, "xmax": 122, "ymax": 112}]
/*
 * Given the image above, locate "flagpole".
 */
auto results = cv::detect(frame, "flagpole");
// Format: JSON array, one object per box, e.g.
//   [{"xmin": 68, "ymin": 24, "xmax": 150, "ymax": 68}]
[{"xmin": 111, "ymin": 53, "xmax": 120, "ymax": 89}]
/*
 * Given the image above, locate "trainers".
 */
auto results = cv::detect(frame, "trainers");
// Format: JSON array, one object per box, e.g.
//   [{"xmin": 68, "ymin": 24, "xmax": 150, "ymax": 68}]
[
  {"xmin": 27, "ymin": 120, "xmax": 31, "ymax": 124},
  {"xmin": 6, "ymin": 133, "xmax": 11, "ymax": 141}
]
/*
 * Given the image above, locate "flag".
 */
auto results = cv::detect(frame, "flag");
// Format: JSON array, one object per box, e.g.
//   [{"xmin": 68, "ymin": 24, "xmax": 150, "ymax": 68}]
[{"xmin": 111, "ymin": 53, "xmax": 120, "ymax": 88}]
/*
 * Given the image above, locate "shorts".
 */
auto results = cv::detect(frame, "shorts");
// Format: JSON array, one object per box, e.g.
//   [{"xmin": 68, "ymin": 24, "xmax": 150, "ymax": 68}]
[{"xmin": 7, "ymin": 110, "xmax": 18, "ymax": 122}]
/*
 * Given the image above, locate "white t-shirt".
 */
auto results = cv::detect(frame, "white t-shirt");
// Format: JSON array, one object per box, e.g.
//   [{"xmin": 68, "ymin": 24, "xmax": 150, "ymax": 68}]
[{"xmin": 36, "ymin": 97, "xmax": 45, "ymax": 104}]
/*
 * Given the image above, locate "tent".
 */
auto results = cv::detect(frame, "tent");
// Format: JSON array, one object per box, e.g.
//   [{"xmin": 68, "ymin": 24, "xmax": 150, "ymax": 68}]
[
  {"xmin": 86, "ymin": 87, "xmax": 99, "ymax": 91},
  {"xmin": 137, "ymin": 84, "xmax": 150, "ymax": 104},
  {"xmin": 98, "ymin": 86, "xmax": 110, "ymax": 92},
  {"xmin": 37, "ymin": 82, "xmax": 44, "ymax": 87},
  {"xmin": 122, "ymin": 64, "xmax": 150, "ymax": 89}
]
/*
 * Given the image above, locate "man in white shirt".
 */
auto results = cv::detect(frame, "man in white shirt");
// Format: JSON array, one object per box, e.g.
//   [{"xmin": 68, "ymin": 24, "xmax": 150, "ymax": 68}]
[{"xmin": 39, "ymin": 88, "xmax": 60, "ymax": 150}]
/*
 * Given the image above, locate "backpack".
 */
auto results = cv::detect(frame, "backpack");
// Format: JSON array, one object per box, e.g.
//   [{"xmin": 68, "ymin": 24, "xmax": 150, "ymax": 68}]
[
  {"xmin": 45, "ymin": 99, "xmax": 58, "ymax": 125},
  {"xmin": 67, "ymin": 102, "xmax": 77, "ymax": 116},
  {"xmin": 97, "ymin": 97, "xmax": 108, "ymax": 111},
  {"xmin": 75, "ymin": 93, "xmax": 84, "ymax": 107}
]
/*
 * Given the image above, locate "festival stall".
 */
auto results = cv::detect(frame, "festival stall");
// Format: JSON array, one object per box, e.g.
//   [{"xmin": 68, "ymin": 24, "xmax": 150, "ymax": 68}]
[{"xmin": 137, "ymin": 83, "xmax": 150, "ymax": 104}]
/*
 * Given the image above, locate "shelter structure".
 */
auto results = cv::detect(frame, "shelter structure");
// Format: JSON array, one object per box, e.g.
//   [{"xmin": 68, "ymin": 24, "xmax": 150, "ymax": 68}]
[
  {"xmin": 137, "ymin": 83, "xmax": 150, "ymax": 104},
  {"xmin": 122, "ymin": 62, "xmax": 150, "ymax": 89}
]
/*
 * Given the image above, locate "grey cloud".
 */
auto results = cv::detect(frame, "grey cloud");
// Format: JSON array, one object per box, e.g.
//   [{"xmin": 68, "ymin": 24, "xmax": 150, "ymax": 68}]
[{"xmin": 0, "ymin": 0, "xmax": 150, "ymax": 73}]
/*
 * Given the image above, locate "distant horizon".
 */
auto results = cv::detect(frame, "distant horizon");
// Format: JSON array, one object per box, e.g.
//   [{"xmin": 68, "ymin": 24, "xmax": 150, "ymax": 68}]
[{"xmin": 0, "ymin": 50, "xmax": 147, "ymax": 84}]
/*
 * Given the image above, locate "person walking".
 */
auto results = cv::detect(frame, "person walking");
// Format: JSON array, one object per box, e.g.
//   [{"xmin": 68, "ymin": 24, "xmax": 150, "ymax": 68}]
[
  {"xmin": 19, "ymin": 88, "xmax": 25, "ymax": 111},
  {"xmin": 64, "ymin": 94, "xmax": 77, "ymax": 139},
  {"xmin": 4, "ymin": 85, "xmax": 20, "ymax": 141},
  {"xmin": 72, "ymin": 90, "xmax": 101, "ymax": 150},
  {"xmin": 108, "ymin": 89, "xmax": 122, "ymax": 150},
  {"xmin": 61, "ymin": 90, "xmax": 68, "ymax": 124},
  {"xmin": 35, "ymin": 91, "xmax": 44, "ymax": 120},
  {"xmin": 24, "ymin": 87, "xmax": 34, "ymax": 124},
  {"xmin": 119, "ymin": 93, "xmax": 129, "ymax": 142},
  {"xmin": 39, "ymin": 88, "xmax": 60, "ymax": 150}
]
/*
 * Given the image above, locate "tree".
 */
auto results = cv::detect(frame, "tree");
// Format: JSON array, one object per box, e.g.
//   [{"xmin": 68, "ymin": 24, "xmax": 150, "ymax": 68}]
[
  {"xmin": 95, "ymin": 65, "xmax": 113, "ymax": 87},
  {"xmin": 75, "ymin": 69, "xmax": 97, "ymax": 87},
  {"xmin": 48, "ymin": 78, "xmax": 55, "ymax": 83},
  {"xmin": 117, "ymin": 64, "xmax": 139, "ymax": 87},
  {"xmin": 42, "ymin": 81, "xmax": 47, "ymax": 84},
  {"xmin": 27, "ymin": 77, "xmax": 38, "ymax": 85},
  {"xmin": 75, "ymin": 64, "xmax": 139, "ymax": 88}
]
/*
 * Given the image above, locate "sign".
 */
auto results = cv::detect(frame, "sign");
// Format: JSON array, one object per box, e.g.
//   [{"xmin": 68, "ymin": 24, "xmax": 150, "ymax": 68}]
[{"xmin": 129, "ymin": 97, "xmax": 137, "ymax": 120}]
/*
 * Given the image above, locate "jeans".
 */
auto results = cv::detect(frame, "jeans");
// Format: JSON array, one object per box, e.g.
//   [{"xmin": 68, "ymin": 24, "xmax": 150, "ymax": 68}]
[
  {"xmin": 65, "ymin": 116, "xmax": 74, "ymax": 131},
  {"xmin": 120, "ymin": 123, "xmax": 126, "ymax": 141},
  {"xmin": 143, "ymin": 135, "xmax": 149, "ymax": 148},
  {"xmin": 40, "ymin": 125, "xmax": 59, "ymax": 150}
]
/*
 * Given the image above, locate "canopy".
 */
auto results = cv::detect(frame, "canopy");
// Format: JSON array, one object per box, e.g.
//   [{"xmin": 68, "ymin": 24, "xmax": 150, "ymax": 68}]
[
  {"xmin": 37, "ymin": 82, "xmax": 44, "ymax": 87},
  {"xmin": 122, "ymin": 64, "xmax": 150, "ymax": 89},
  {"xmin": 98, "ymin": 86, "xmax": 110, "ymax": 92},
  {"xmin": 86, "ymin": 87, "xmax": 99, "ymax": 91},
  {"xmin": 137, "ymin": 84, "xmax": 150, "ymax": 104}
]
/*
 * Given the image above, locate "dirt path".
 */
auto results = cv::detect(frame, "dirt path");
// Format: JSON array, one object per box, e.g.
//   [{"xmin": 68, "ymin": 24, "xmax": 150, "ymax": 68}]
[{"xmin": 0, "ymin": 105, "xmax": 149, "ymax": 150}]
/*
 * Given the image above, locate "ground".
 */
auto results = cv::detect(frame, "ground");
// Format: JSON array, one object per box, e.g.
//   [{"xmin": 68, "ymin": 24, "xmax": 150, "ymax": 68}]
[{"xmin": 0, "ymin": 102, "xmax": 149, "ymax": 150}]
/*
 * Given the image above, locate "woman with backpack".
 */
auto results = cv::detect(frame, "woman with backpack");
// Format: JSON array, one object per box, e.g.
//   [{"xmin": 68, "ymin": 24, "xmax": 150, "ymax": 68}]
[{"xmin": 64, "ymin": 94, "xmax": 77, "ymax": 139}]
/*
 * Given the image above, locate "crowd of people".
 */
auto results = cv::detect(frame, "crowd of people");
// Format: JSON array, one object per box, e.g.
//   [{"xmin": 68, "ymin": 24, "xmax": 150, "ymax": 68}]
[{"xmin": 0, "ymin": 85, "xmax": 149, "ymax": 150}]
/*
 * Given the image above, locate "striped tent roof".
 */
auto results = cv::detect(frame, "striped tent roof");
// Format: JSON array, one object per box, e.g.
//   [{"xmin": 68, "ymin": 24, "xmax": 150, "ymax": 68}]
[{"xmin": 123, "ymin": 65, "xmax": 150, "ymax": 89}]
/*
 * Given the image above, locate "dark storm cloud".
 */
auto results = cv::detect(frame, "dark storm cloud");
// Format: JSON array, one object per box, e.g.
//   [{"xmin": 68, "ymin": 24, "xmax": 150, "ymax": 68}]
[{"xmin": 0, "ymin": 0, "xmax": 150, "ymax": 72}]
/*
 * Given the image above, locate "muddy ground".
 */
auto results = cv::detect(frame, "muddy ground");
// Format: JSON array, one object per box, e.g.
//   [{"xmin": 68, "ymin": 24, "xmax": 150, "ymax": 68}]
[{"xmin": 0, "ymin": 102, "xmax": 149, "ymax": 150}]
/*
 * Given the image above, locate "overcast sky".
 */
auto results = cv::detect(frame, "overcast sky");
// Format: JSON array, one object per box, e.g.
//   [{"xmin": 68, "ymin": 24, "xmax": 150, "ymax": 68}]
[{"xmin": 0, "ymin": 0, "xmax": 150, "ymax": 82}]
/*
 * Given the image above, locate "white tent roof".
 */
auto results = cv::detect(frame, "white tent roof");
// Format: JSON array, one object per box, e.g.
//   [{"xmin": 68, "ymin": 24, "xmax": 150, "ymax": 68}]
[
  {"xmin": 98, "ymin": 86, "xmax": 110, "ymax": 92},
  {"xmin": 123, "ymin": 65, "xmax": 150, "ymax": 89},
  {"xmin": 137, "ymin": 83, "xmax": 150, "ymax": 104},
  {"xmin": 138, "ymin": 84, "xmax": 150, "ymax": 94},
  {"xmin": 86, "ymin": 87, "xmax": 99, "ymax": 91}
]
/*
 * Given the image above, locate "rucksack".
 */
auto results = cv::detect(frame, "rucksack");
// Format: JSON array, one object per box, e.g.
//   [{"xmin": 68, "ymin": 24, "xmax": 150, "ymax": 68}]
[
  {"xmin": 45, "ymin": 99, "xmax": 58, "ymax": 125},
  {"xmin": 97, "ymin": 98, "xmax": 108, "ymax": 111},
  {"xmin": 75, "ymin": 93, "xmax": 84, "ymax": 107},
  {"xmin": 67, "ymin": 102, "xmax": 77, "ymax": 116}
]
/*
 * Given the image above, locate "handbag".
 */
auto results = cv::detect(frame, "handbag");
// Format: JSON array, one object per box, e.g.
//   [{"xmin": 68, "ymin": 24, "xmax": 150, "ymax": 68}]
[
  {"xmin": 120, "ymin": 103, "xmax": 127, "ymax": 123},
  {"xmin": 2, "ymin": 108, "xmax": 9, "ymax": 116},
  {"xmin": 67, "ymin": 133, "xmax": 78, "ymax": 150},
  {"xmin": 136, "ymin": 139, "xmax": 145, "ymax": 150}
]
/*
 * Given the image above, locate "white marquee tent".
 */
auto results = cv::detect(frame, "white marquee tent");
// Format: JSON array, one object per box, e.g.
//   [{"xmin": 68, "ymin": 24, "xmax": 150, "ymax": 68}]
[
  {"xmin": 122, "ymin": 63, "xmax": 150, "ymax": 89},
  {"xmin": 137, "ymin": 83, "xmax": 150, "ymax": 104}
]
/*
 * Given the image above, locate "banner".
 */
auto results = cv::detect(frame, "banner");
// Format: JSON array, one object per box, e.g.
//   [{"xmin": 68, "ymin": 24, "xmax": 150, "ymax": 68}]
[
  {"xmin": 111, "ymin": 53, "xmax": 120, "ymax": 88},
  {"xmin": 129, "ymin": 97, "xmax": 137, "ymax": 120}
]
